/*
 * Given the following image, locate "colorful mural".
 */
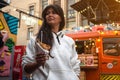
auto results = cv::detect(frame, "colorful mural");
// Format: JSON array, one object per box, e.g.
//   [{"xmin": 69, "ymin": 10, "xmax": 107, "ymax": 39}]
[
  {"xmin": 3, "ymin": 13, "xmax": 19, "ymax": 35},
  {"xmin": 0, "ymin": 11, "xmax": 19, "ymax": 76},
  {"xmin": 0, "ymin": 11, "xmax": 19, "ymax": 42}
]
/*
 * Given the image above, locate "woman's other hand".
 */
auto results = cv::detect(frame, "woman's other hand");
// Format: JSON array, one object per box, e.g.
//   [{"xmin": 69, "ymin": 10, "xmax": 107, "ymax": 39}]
[{"xmin": 35, "ymin": 53, "xmax": 49, "ymax": 67}]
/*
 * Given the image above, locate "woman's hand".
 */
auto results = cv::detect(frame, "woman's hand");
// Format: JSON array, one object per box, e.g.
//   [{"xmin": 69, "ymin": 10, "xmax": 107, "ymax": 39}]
[
  {"xmin": 35, "ymin": 52, "xmax": 49, "ymax": 67},
  {"xmin": 24, "ymin": 53, "xmax": 49, "ymax": 74}
]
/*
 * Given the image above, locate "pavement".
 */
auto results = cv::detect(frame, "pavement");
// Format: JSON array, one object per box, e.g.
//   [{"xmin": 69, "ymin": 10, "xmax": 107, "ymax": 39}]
[{"xmin": 0, "ymin": 77, "xmax": 9, "ymax": 80}]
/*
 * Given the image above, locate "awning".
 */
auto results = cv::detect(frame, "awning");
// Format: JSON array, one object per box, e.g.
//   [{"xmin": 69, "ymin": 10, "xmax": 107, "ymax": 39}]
[
  {"xmin": 0, "ymin": 0, "xmax": 9, "ymax": 8},
  {"xmin": 71, "ymin": 0, "xmax": 120, "ymax": 24}
]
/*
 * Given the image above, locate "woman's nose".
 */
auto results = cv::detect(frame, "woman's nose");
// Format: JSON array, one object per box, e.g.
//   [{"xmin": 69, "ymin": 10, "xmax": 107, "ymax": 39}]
[{"xmin": 48, "ymin": 12, "xmax": 53, "ymax": 16}]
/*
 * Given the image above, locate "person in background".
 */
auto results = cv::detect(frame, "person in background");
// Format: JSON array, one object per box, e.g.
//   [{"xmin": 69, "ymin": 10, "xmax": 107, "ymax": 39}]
[{"xmin": 22, "ymin": 4, "xmax": 80, "ymax": 80}]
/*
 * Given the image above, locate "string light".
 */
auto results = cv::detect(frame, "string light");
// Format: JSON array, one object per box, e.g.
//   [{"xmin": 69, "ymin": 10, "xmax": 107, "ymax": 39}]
[{"xmin": 116, "ymin": 0, "xmax": 120, "ymax": 3}]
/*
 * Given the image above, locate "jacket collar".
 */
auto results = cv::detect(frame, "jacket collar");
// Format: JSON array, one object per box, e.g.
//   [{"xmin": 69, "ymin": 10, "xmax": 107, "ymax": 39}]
[{"xmin": 52, "ymin": 31, "xmax": 64, "ymax": 38}]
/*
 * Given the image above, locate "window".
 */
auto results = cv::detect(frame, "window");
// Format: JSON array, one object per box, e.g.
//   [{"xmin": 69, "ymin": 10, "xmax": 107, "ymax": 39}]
[
  {"xmin": 29, "ymin": 5, "xmax": 34, "ymax": 15},
  {"xmin": 42, "ymin": 0, "xmax": 48, "ymax": 9},
  {"xmin": 68, "ymin": 9, "xmax": 75, "ymax": 18},
  {"xmin": 75, "ymin": 39, "xmax": 96, "ymax": 54},
  {"xmin": 4, "ymin": 0, "xmax": 11, "ymax": 3},
  {"xmin": 54, "ymin": 0, "xmax": 61, "ymax": 6},
  {"xmin": 67, "ymin": 0, "xmax": 75, "ymax": 19},
  {"xmin": 67, "ymin": 0, "xmax": 76, "ymax": 28},
  {"xmin": 103, "ymin": 38, "xmax": 120, "ymax": 56},
  {"xmin": 75, "ymin": 41, "xmax": 84, "ymax": 54},
  {"xmin": 27, "ymin": 27, "xmax": 33, "ymax": 40}
]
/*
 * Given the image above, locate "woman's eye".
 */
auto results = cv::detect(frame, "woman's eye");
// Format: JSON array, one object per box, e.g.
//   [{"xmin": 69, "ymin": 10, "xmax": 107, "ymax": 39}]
[
  {"xmin": 46, "ymin": 12, "xmax": 50, "ymax": 15},
  {"xmin": 46, "ymin": 11, "xmax": 57, "ymax": 15},
  {"xmin": 52, "ymin": 11, "xmax": 56, "ymax": 14}
]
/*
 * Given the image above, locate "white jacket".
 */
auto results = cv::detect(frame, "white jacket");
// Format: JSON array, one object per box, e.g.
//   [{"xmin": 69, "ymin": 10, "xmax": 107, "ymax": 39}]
[{"xmin": 22, "ymin": 31, "xmax": 80, "ymax": 80}]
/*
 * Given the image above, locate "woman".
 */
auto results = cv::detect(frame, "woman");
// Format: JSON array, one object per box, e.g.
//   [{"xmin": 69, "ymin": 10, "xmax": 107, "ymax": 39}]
[{"xmin": 22, "ymin": 4, "xmax": 80, "ymax": 80}]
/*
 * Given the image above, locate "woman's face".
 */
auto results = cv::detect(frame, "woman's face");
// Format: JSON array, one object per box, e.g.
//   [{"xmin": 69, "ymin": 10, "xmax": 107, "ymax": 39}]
[{"xmin": 45, "ymin": 8, "xmax": 61, "ymax": 27}]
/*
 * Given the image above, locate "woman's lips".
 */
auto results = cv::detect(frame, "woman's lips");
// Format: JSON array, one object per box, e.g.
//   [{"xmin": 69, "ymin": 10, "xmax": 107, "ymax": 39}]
[{"xmin": 48, "ymin": 17, "xmax": 55, "ymax": 21}]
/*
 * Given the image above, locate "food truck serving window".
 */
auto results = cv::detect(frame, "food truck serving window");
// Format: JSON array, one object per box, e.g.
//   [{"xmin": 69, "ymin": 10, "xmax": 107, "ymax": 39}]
[
  {"xmin": 75, "ymin": 39, "xmax": 96, "ymax": 54},
  {"xmin": 103, "ymin": 38, "xmax": 120, "ymax": 56}
]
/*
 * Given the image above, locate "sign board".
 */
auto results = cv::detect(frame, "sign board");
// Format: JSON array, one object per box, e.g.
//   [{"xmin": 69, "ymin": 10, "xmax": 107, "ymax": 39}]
[
  {"xmin": 12, "ymin": 46, "xmax": 26, "ymax": 80},
  {"xmin": 21, "ymin": 15, "xmax": 38, "ymax": 26}
]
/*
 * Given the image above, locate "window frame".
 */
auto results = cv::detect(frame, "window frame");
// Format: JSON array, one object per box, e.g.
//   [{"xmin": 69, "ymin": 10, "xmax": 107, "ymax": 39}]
[
  {"xmin": 27, "ymin": 27, "xmax": 33, "ymax": 40},
  {"xmin": 103, "ymin": 37, "xmax": 120, "ymax": 56}
]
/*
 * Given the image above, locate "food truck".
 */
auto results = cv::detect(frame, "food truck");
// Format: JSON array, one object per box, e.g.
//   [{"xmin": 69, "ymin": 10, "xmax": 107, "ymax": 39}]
[{"xmin": 66, "ymin": 27, "xmax": 120, "ymax": 80}]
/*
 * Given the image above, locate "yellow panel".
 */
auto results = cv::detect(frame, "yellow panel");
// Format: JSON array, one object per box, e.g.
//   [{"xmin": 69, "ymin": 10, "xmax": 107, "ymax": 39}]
[
  {"xmin": 101, "ymin": 74, "xmax": 120, "ymax": 80},
  {"xmin": 0, "ymin": 19, "xmax": 4, "ymax": 30}
]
